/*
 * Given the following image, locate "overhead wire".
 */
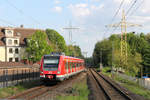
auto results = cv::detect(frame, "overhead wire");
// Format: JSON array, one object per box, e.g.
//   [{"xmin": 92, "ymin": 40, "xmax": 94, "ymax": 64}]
[
  {"xmin": 103, "ymin": 0, "xmax": 125, "ymax": 37},
  {"xmin": 5, "ymin": 0, "xmax": 42, "ymax": 26},
  {"xmin": 128, "ymin": 0, "xmax": 145, "ymax": 16},
  {"xmin": 0, "ymin": 18, "xmax": 17, "ymax": 27},
  {"xmin": 126, "ymin": 0, "xmax": 138, "ymax": 16},
  {"xmin": 111, "ymin": 0, "xmax": 140, "ymax": 34}
]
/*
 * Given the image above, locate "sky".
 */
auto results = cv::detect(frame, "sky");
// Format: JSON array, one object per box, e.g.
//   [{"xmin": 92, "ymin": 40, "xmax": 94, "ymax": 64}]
[{"xmin": 0, "ymin": 0, "xmax": 150, "ymax": 57}]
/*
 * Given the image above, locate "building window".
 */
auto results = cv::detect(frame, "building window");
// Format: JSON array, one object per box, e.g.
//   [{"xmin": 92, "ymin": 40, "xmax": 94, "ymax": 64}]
[
  {"xmin": 9, "ymin": 58, "xmax": 13, "ymax": 62},
  {"xmin": 14, "ymin": 40, "xmax": 18, "ymax": 45},
  {"xmin": 15, "ymin": 48, "xmax": 19, "ymax": 54},
  {"xmin": 8, "ymin": 39, "xmax": 12, "ymax": 45},
  {"xmin": 15, "ymin": 58, "xmax": 19, "ymax": 62},
  {"xmin": 9, "ymin": 48, "xmax": 13, "ymax": 53},
  {"xmin": 7, "ymin": 30, "xmax": 12, "ymax": 34}
]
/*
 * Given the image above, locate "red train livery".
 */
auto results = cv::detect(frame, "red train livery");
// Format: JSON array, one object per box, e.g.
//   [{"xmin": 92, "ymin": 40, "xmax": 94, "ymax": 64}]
[{"xmin": 40, "ymin": 53, "xmax": 85, "ymax": 82}]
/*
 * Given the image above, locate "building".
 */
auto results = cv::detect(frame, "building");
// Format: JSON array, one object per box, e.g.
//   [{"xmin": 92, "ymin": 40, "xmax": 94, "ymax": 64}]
[{"xmin": 0, "ymin": 26, "xmax": 40, "ymax": 62}]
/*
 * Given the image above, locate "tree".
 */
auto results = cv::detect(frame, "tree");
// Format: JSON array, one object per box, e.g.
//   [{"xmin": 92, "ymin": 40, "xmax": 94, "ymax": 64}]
[
  {"xmin": 142, "ymin": 46, "xmax": 150, "ymax": 76},
  {"xmin": 67, "ymin": 45, "xmax": 83, "ymax": 58},
  {"xmin": 93, "ymin": 39, "xmax": 112, "ymax": 67},
  {"xmin": 46, "ymin": 29, "xmax": 67, "ymax": 53},
  {"xmin": 93, "ymin": 32, "xmax": 143, "ymax": 77},
  {"xmin": 26, "ymin": 31, "xmax": 52, "ymax": 62}
]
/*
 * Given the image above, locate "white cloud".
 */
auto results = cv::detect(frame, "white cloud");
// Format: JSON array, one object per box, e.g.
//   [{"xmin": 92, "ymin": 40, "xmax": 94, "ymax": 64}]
[
  {"xmin": 141, "ymin": 1, "xmax": 150, "ymax": 13},
  {"xmin": 128, "ymin": 16, "xmax": 150, "ymax": 24},
  {"xmin": 114, "ymin": 0, "xmax": 131, "ymax": 4},
  {"xmin": 53, "ymin": 6, "xmax": 62, "ymax": 13},
  {"xmin": 90, "ymin": 4, "xmax": 104, "ymax": 11},
  {"xmin": 68, "ymin": 3, "xmax": 90, "ymax": 17},
  {"xmin": 68, "ymin": 3, "xmax": 104, "ymax": 18},
  {"xmin": 54, "ymin": 0, "xmax": 61, "ymax": 4},
  {"xmin": 90, "ymin": 0, "xmax": 100, "ymax": 2}
]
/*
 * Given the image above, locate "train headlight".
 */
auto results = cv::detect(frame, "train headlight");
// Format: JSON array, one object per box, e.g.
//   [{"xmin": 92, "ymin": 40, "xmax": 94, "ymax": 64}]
[
  {"xmin": 57, "ymin": 71, "xmax": 60, "ymax": 74},
  {"xmin": 40, "ymin": 71, "xmax": 44, "ymax": 74}
]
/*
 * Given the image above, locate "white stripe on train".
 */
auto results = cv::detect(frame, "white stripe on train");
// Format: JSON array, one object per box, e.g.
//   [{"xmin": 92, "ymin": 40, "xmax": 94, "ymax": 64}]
[{"xmin": 40, "ymin": 69, "xmax": 85, "ymax": 81}]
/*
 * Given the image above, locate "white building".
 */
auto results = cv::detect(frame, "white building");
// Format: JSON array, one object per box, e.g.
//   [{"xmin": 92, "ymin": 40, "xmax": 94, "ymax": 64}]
[{"xmin": 0, "ymin": 26, "xmax": 39, "ymax": 62}]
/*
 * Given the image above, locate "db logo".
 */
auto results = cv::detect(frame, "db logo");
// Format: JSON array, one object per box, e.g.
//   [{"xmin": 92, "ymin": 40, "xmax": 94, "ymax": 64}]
[{"xmin": 49, "ymin": 72, "xmax": 52, "ymax": 74}]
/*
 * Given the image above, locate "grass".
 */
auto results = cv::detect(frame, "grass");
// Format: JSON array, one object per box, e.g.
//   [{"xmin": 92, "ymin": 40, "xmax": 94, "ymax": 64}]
[
  {"xmin": 56, "ymin": 77, "xmax": 89, "ymax": 100},
  {"xmin": 101, "ymin": 67, "xmax": 150, "ymax": 99},
  {"xmin": 0, "ymin": 80, "xmax": 40, "ymax": 99},
  {"xmin": 101, "ymin": 67, "xmax": 112, "ymax": 77},
  {"xmin": 113, "ymin": 75, "xmax": 150, "ymax": 99}
]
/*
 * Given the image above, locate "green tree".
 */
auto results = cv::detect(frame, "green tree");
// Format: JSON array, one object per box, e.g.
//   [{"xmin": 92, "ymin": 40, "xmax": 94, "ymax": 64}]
[
  {"xmin": 46, "ymin": 29, "xmax": 67, "ymax": 53},
  {"xmin": 67, "ymin": 45, "xmax": 83, "ymax": 58},
  {"xmin": 26, "ymin": 31, "xmax": 52, "ymax": 62},
  {"xmin": 142, "ymin": 46, "xmax": 150, "ymax": 76},
  {"xmin": 93, "ymin": 39, "xmax": 112, "ymax": 67},
  {"xmin": 93, "ymin": 33, "xmax": 143, "ymax": 77}
]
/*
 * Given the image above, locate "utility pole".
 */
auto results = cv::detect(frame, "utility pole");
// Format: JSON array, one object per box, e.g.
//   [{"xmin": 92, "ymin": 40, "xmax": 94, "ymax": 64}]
[
  {"xmin": 63, "ymin": 21, "xmax": 80, "ymax": 45},
  {"xmin": 112, "ymin": 41, "xmax": 114, "ymax": 71},
  {"xmin": 82, "ymin": 51, "xmax": 88, "ymax": 66},
  {"xmin": 106, "ymin": 9, "xmax": 141, "ymax": 68},
  {"xmin": 100, "ymin": 48, "xmax": 103, "ymax": 71}
]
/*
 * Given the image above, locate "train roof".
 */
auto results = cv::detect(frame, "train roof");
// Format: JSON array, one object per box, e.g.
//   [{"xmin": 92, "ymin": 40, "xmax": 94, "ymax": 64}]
[{"xmin": 43, "ymin": 54, "xmax": 84, "ymax": 61}]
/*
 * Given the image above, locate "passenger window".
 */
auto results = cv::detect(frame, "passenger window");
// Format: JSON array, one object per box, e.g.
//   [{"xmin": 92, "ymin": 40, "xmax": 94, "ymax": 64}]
[
  {"xmin": 70, "ymin": 62, "xmax": 72, "ymax": 69},
  {"xmin": 65, "ymin": 61, "xmax": 66, "ymax": 69}
]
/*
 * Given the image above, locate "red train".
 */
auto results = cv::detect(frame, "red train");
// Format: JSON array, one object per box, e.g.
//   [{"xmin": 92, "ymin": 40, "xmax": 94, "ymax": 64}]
[{"xmin": 40, "ymin": 53, "xmax": 85, "ymax": 82}]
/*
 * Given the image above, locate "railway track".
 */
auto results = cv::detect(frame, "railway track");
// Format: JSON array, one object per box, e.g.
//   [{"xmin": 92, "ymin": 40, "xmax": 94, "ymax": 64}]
[
  {"xmin": 8, "ymin": 72, "xmax": 83, "ymax": 100},
  {"xmin": 8, "ymin": 85, "xmax": 49, "ymax": 99},
  {"xmin": 89, "ymin": 69, "xmax": 133, "ymax": 100}
]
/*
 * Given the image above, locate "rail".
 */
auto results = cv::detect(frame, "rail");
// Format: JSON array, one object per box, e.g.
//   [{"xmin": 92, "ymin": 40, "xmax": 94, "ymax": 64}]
[{"xmin": 89, "ymin": 68, "xmax": 133, "ymax": 100}]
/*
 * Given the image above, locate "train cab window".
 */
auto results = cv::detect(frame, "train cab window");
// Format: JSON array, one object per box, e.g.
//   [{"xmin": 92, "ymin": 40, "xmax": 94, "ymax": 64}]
[{"xmin": 43, "ymin": 56, "xmax": 60, "ymax": 71}]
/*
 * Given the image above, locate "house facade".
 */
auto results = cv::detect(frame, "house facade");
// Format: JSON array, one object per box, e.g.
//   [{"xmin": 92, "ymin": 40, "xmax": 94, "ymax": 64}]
[{"xmin": 0, "ymin": 26, "xmax": 39, "ymax": 62}]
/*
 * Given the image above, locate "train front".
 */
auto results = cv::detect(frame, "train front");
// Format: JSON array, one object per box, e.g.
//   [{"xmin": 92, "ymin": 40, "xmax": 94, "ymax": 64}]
[{"xmin": 40, "ymin": 55, "xmax": 61, "ymax": 82}]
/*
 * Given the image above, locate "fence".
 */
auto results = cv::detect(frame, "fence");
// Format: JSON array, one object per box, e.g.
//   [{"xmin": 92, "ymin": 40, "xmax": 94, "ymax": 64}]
[
  {"xmin": 139, "ymin": 78, "xmax": 150, "ymax": 90},
  {"xmin": 0, "ymin": 67, "xmax": 40, "ymax": 88},
  {"xmin": 113, "ymin": 72, "xmax": 150, "ymax": 90}
]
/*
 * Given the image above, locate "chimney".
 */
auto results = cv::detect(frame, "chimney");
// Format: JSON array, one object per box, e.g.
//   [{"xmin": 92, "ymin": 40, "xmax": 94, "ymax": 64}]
[{"xmin": 20, "ymin": 25, "xmax": 24, "ymax": 28}]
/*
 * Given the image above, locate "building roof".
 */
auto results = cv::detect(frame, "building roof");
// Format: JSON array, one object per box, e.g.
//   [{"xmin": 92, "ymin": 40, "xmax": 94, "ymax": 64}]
[{"xmin": 0, "ymin": 26, "xmax": 44, "ymax": 46}]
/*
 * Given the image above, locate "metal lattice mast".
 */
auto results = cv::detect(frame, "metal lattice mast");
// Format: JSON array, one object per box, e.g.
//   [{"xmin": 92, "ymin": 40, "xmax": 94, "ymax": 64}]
[
  {"xmin": 121, "ymin": 10, "xmax": 127, "ymax": 64},
  {"xmin": 106, "ymin": 9, "xmax": 142, "ymax": 66},
  {"xmin": 63, "ymin": 21, "xmax": 79, "ymax": 45}
]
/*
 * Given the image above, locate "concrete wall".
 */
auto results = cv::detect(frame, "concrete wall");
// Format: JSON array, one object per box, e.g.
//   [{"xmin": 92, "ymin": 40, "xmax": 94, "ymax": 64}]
[
  {"xmin": 0, "ymin": 46, "xmax": 27, "ymax": 62},
  {"xmin": 0, "ymin": 46, "xmax": 5, "ymax": 62},
  {"xmin": 7, "ymin": 47, "xmax": 21, "ymax": 62}
]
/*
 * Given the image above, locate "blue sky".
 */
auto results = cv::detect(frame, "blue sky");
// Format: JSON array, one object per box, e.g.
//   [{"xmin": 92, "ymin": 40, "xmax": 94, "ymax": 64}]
[{"xmin": 0, "ymin": 0, "xmax": 150, "ymax": 57}]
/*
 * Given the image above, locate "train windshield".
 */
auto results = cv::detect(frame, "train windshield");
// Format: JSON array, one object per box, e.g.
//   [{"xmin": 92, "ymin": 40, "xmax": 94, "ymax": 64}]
[{"xmin": 43, "ymin": 56, "xmax": 60, "ymax": 71}]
